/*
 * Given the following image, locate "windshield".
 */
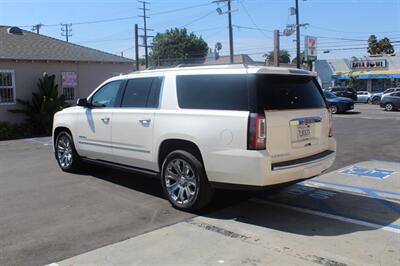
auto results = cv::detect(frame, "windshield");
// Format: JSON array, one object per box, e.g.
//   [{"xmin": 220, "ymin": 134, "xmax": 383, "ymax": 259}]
[{"xmin": 324, "ymin": 91, "xmax": 337, "ymax": 99}]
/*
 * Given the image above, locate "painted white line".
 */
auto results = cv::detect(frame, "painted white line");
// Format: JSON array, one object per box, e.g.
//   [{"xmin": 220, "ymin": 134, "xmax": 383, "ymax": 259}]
[
  {"xmin": 44, "ymin": 263, "xmax": 60, "ymax": 266},
  {"xmin": 250, "ymin": 199, "xmax": 400, "ymax": 234}
]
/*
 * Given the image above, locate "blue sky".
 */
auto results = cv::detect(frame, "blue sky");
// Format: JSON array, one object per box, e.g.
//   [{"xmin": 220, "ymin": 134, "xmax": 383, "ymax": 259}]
[{"xmin": 1, "ymin": 0, "xmax": 399, "ymax": 61}]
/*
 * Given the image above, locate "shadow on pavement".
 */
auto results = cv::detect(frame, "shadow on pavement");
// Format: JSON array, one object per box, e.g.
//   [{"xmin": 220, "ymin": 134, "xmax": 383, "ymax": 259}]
[{"xmin": 81, "ymin": 164, "xmax": 400, "ymax": 237}]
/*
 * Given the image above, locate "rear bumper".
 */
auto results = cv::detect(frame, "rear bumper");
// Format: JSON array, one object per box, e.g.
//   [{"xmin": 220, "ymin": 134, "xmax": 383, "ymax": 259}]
[{"xmin": 206, "ymin": 138, "xmax": 336, "ymax": 188}]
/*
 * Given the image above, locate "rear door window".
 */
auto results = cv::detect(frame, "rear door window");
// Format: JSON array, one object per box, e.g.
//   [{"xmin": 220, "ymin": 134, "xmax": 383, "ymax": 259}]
[
  {"xmin": 121, "ymin": 77, "xmax": 163, "ymax": 108},
  {"xmin": 176, "ymin": 74, "xmax": 249, "ymax": 111},
  {"xmin": 256, "ymin": 75, "xmax": 326, "ymax": 110}
]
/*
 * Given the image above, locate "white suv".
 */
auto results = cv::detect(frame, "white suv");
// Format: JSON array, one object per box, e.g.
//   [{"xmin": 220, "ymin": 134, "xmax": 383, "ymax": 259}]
[{"xmin": 53, "ymin": 65, "xmax": 336, "ymax": 210}]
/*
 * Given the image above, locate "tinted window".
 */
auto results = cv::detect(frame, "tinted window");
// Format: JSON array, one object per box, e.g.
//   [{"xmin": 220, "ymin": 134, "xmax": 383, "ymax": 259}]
[
  {"xmin": 147, "ymin": 77, "xmax": 163, "ymax": 108},
  {"xmin": 394, "ymin": 92, "xmax": 400, "ymax": 97},
  {"xmin": 176, "ymin": 75, "xmax": 248, "ymax": 111},
  {"xmin": 121, "ymin": 78, "xmax": 154, "ymax": 108},
  {"xmin": 91, "ymin": 80, "xmax": 123, "ymax": 108},
  {"xmin": 256, "ymin": 75, "xmax": 326, "ymax": 110}
]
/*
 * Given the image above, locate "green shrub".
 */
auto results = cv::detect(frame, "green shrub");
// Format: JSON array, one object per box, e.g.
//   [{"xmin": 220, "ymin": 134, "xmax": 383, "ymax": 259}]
[
  {"xmin": 0, "ymin": 122, "xmax": 34, "ymax": 141},
  {"xmin": 9, "ymin": 73, "xmax": 67, "ymax": 135}
]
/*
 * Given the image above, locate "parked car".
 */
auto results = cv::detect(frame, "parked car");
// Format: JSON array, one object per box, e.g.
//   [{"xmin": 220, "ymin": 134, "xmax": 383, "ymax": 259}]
[
  {"xmin": 369, "ymin": 92, "xmax": 384, "ymax": 104},
  {"xmin": 52, "ymin": 65, "xmax": 336, "ymax": 210},
  {"xmin": 356, "ymin": 91, "xmax": 371, "ymax": 103},
  {"xmin": 383, "ymin": 87, "xmax": 400, "ymax": 96},
  {"xmin": 324, "ymin": 91, "xmax": 354, "ymax": 114},
  {"xmin": 329, "ymin": 87, "xmax": 357, "ymax": 101},
  {"xmin": 380, "ymin": 92, "xmax": 400, "ymax": 111}
]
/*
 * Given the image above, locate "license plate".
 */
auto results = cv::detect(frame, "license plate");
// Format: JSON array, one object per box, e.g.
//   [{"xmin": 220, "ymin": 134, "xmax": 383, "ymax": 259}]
[{"xmin": 297, "ymin": 124, "xmax": 311, "ymax": 141}]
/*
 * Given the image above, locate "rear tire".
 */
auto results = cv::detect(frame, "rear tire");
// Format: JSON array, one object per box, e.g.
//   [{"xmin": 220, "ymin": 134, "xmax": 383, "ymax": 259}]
[
  {"xmin": 54, "ymin": 131, "xmax": 82, "ymax": 172},
  {"xmin": 161, "ymin": 150, "xmax": 213, "ymax": 211}
]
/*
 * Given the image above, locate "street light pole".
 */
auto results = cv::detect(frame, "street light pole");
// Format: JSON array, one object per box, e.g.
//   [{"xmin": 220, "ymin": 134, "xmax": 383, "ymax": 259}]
[
  {"xmin": 227, "ymin": 0, "xmax": 234, "ymax": 64},
  {"xmin": 295, "ymin": 0, "xmax": 301, "ymax": 69}
]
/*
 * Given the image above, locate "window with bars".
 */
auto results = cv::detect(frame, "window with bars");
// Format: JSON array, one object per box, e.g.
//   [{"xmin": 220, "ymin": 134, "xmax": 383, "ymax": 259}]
[
  {"xmin": 63, "ymin": 87, "xmax": 75, "ymax": 101},
  {"xmin": 0, "ymin": 71, "xmax": 15, "ymax": 104}
]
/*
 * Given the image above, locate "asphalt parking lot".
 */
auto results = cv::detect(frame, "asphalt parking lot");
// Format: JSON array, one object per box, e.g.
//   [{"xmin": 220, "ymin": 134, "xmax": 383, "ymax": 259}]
[{"xmin": 1, "ymin": 104, "xmax": 399, "ymax": 266}]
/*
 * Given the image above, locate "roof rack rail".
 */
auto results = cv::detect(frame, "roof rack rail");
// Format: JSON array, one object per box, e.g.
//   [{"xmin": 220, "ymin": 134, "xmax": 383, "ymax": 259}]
[{"xmin": 175, "ymin": 63, "xmax": 205, "ymax": 68}]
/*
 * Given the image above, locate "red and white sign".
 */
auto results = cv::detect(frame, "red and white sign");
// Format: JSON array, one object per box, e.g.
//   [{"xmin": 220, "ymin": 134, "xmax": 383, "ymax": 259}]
[
  {"xmin": 305, "ymin": 36, "xmax": 317, "ymax": 61},
  {"xmin": 61, "ymin": 72, "xmax": 77, "ymax": 87}
]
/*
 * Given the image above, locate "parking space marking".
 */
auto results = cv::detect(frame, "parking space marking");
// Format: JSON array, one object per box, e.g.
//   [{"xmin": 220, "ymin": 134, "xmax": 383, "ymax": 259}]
[
  {"xmin": 308, "ymin": 180, "xmax": 400, "ymax": 199},
  {"xmin": 25, "ymin": 137, "xmax": 52, "ymax": 146},
  {"xmin": 339, "ymin": 165, "xmax": 396, "ymax": 180},
  {"xmin": 251, "ymin": 199, "xmax": 400, "ymax": 234},
  {"xmin": 304, "ymin": 180, "xmax": 400, "ymax": 213}
]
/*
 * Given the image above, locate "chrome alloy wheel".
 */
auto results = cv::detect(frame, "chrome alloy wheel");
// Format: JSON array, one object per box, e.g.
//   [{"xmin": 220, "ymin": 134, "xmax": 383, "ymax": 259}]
[
  {"xmin": 164, "ymin": 159, "xmax": 197, "ymax": 205},
  {"xmin": 57, "ymin": 134, "xmax": 73, "ymax": 169}
]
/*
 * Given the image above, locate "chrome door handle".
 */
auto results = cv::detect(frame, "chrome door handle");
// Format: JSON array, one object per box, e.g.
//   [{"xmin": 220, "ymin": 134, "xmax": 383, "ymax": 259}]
[
  {"xmin": 101, "ymin": 117, "xmax": 110, "ymax": 123},
  {"xmin": 139, "ymin": 119, "xmax": 151, "ymax": 126}
]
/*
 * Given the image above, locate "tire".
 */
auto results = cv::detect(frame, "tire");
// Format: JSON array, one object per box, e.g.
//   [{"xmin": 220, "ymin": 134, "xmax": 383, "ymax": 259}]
[
  {"xmin": 54, "ymin": 131, "xmax": 82, "ymax": 172},
  {"xmin": 161, "ymin": 150, "xmax": 213, "ymax": 211},
  {"xmin": 372, "ymin": 97, "xmax": 380, "ymax": 105},
  {"xmin": 329, "ymin": 105, "xmax": 338, "ymax": 114},
  {"xmin": 385, "ymin": 103, "xmax": 394, "ymax": 111}
]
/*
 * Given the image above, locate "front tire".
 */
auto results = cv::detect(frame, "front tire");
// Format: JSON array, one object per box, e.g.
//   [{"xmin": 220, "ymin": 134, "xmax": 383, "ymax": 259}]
[
  {"xmin": 161, "ymin": 150, "xmax": 213, "ymax": 211},
  {"xmin": 55, "ymin": 131, "xmax": 82, "ymax": 172},
  {"xmin": 385, "ymin": 103, "xmax": 394, "ymax": 111},
  {"xmin": 329, "ymin": 105, "xmax": 338, "ymax": 114}
]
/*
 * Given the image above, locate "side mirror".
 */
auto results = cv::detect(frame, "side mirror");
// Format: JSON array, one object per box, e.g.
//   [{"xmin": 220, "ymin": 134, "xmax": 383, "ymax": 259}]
[{"xmin": 77, "ymin": 98, "xmax": 91, "ymax": 108}]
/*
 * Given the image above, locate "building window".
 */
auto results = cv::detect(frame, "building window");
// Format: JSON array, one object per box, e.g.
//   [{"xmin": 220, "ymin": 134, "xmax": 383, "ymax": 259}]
[
  {"xmin": 63, "ymin": 87, "xmax": 75, "ymax": 101},
  {"xmin": 0, "ymin": 70, "xmax": 16, "ymax": 104}
]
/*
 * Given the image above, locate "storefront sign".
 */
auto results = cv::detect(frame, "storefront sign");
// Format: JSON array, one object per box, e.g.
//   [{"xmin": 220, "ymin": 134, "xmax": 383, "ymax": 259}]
[
  {"xmin": 350, "ymin": 59, "xmax": 386, "ymax": 69},
  {"xmin": 305, "ymin": 36, "xmax": 317, "ymax": 61},
  {"xmin": 61, "ymin": 72, "xmax": 77, "ymax": 87}
]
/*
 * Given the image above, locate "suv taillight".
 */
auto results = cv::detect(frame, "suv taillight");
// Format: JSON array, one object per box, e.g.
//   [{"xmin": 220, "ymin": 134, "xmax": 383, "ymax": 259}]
[{"xmin": 248, "ymin": 113, "xmax": 266, "ymax": 150}]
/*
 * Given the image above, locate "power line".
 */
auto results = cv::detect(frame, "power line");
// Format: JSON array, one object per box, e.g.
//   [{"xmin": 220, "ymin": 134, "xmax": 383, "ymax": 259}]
[
  {"xmin": 182, "ymin": 8, "xmax": 217, "ymax": 28},
  {"xmin": 238, "ymin": 0, "xmax": 271, "ymax": 40}
]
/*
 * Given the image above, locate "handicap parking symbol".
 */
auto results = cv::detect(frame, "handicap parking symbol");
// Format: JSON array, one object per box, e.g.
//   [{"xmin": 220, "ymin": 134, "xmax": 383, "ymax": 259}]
[{"xmin": 339, "ymin": 166, "xmax": 395, "ymax": 180}]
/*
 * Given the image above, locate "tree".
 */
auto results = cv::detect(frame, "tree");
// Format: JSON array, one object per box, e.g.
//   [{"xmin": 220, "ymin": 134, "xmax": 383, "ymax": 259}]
[
  {"xmin": 368, "ymin": 35, "xmax": 380, "ymax": 55},
  {"xmin": 9, "ymin": 73, "xmax": 67, "ymax": 135},
  {"xmin": 368, "ymin": 35, "xmax": 395, "ymax": 55},
  {"xmin": 263, "ymin": 49, "xmax": 291, "ymax": 65},
  {"xmin": 379, "ymin": 37, "xmax": 394, "ymax": 54},
  {"xmin": 291, "ymin": 51, "xmax": 305, "ymax": 65},
  {"xmin": 149, "ymin": 28, "xmax": 209, "ymax": 67},
  {"xmin": 347, "ymin": 76, "xmax": 358, "ymax": 89}
]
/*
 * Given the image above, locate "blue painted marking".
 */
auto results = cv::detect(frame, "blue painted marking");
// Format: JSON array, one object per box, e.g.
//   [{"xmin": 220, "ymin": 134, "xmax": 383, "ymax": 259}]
[
  {"xmin": 362, "ymin": 188, "xmax": 400, "ymax": 214},
  {"xmin": 26, "ymin": 138, "xmax": 52, "ymax": 146},
  {"xmin": 339, "ymin": 166, "xmax": 395, "ymax": 179},
  {"xmin": 311, "ymin": 180, "xmax": 400, "ymax": 197}
]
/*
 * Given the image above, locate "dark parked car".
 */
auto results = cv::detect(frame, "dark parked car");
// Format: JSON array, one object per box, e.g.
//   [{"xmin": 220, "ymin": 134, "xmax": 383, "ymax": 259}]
[
  {"xmin": 324, "ymin": 91, "xmax": 354, "ymax": 114},
  {"xmin": 380, "ymin": 92, "xmax": 400, "ymax": 111},
  {"xmin": 329, "ymin": 87, "xmax": 357, "ymax": 101}
]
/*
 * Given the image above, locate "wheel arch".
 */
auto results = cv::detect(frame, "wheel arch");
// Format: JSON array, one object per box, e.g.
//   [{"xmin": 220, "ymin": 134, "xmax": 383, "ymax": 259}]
[
  {"xmin": 53, "ymin": 126, "xmax": 76, "ymax": 151},
  {"xmin": 157, "ymin": 138, "xmax": 205, "ymax": 171}
]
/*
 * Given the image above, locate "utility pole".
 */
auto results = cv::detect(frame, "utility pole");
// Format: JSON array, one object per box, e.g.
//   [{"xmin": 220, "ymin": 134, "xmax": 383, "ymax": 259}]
[
  {"xmin": 61, "ymin": 23, "xmax": 72, "ymax": 42},
  {"xmin": 134, "ymin": 24, "xmax": 140, "ymax": 71},
  {"xmin": 295, "ymin": 0, "xmax": 301, "ymax": 69},
  {"xmin": 274, "ymin": 30, "xmax": 280, "ymax": 67},
  {"xmin": 227, "ymin": 0, "xmax": 234, "ymax": 64},
  {"xmin": 214, "ymin": 0, "xmax": 235, "ymax": 64},
  {"xmin": 32, "ymin": 24, "xmax": 43, "ymax": 34},
  {"xmin": 138, "ymin": 1, "xmax": 152, "ymax": 68}
]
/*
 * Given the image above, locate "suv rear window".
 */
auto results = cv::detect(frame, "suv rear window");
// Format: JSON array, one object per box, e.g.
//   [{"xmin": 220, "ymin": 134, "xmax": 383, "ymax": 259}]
[
  {"xmin": 256, "ymin": 75, "xmax": 326, "ymax": 110},
  {"xmin": 176, "ymin": 74, "xmax": 248, "ymax": 111}
]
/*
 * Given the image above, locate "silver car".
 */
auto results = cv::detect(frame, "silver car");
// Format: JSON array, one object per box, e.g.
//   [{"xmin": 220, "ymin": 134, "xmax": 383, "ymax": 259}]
[{"xmin": 356, "ymin": 91, "xmax": 371, "ymax": 103}]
